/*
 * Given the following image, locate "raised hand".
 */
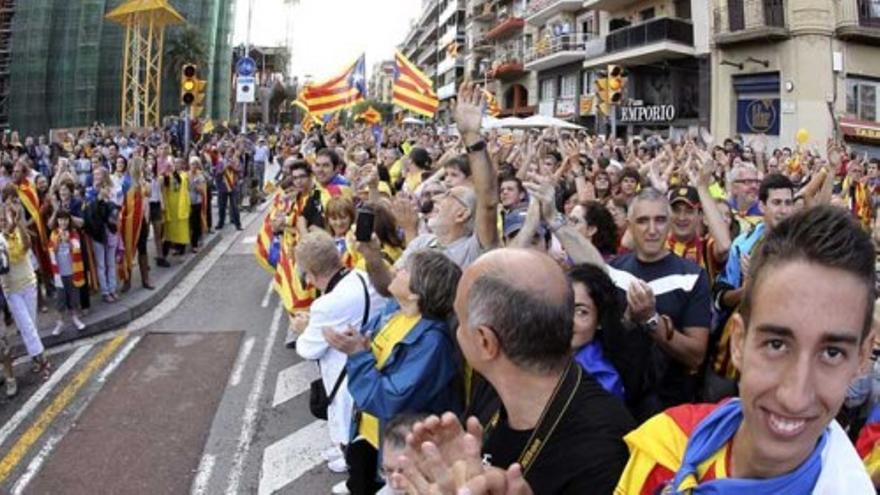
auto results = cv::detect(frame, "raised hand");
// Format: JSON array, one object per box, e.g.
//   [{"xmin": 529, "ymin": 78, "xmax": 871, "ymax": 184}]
[{"xmin": 453, "ymin": 81, "xmax": 485, "ymax": 137}]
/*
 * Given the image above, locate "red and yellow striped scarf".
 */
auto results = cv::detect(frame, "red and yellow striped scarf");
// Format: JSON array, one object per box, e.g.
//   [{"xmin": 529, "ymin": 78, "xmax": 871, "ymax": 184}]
[
  {"xmin": 48, "ymin": 229, "xmax": 85, "ymax": 288},
  {"xmin": 224, "ymin": 167, "xmax": 238, "ymax": 191}
]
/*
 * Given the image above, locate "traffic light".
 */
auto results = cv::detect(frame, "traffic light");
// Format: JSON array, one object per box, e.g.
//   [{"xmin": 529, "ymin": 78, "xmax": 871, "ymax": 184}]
[
  {"xmin": 593, "ymin": 65, "xmax": 627, "ymax": 116},
  {"xmin": 181, "ymin": 63, "xmax": 198, "ymax": 106},
  {"xmin": 191, "ymin": 78, "xmax": 208, "ymax": 119},
  {"xmin": 607, "ymin": 65, "xmax": 627, "ymax": 104}
]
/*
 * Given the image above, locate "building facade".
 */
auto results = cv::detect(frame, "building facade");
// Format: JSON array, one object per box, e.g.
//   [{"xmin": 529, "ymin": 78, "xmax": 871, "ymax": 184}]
[
  {"xmin": 369, "ymin": 60, "xmax": 396, "ymax": 104},
  {"xmin": 711, "ymin": 0, "xmax": 880, "ymax": 153},
  {"xmin": 3, "ymin": 0, "xmax": 234, "ymax": 136}
]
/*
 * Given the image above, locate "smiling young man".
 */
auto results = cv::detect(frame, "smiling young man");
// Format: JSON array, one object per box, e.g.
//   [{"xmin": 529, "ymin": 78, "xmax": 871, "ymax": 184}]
[{"xmin": 615, "ymin": 205, "xmax": 876, "ymax": 494}]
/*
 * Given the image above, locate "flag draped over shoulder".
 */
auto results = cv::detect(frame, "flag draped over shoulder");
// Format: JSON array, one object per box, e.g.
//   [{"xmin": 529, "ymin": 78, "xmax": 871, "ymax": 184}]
[
  {"xmin": 254, "ymin": 193, "xmax": 283, "ymax": 274},
  {"xmin": 15, "ymin": 180, "xmax": 51, "ymax": 274},
  {"xmin": 392, "ymin": 51, "xmax": 438, "ymax": 118},
  {"xmin": 302, "ymin": 54, "xmax": 367, "ymax": 116},
  {"xmin": 857, "ymin": 404, "xmax": 880, "ymax": 480},
  {"xmin": 118, "ymin": 175, "xmax": 144, "ymax": 283}
]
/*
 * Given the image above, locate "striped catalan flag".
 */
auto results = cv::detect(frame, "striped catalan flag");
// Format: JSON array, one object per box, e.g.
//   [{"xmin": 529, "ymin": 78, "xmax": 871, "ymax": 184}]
[
  {"xmin": 357, "ymin": 106, "xmax": 382, "ymax": 125},
  {"xmin": 392, "ymin": 51, "xmax": 438, "ymax": 118},
  {"xmin": 302, "ymin": 54, "xmax": 367, "ymax": 116},
  {"xmin": 324, "ymin": 112, "xmax": 340, "ymax": 134},
  {"xmin": 483, "ymin": 89, "xmax": 500, "ymax": 117}
]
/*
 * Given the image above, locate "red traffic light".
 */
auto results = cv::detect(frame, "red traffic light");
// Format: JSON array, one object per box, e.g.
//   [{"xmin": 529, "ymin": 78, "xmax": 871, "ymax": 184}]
[{"xmin": 183, "ymin": 64, "xmax": 197, "ymax": 78}]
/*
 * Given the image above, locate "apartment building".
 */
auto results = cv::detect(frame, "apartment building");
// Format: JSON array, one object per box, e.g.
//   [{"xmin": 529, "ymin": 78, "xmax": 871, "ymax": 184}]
[
  {"xmin": 712, "ymin": 0, "xmax": 880, "ymax": 153},
  {"xmin": 369, "ymin": 61, "xmax": 396, "ymax": 104},
  {"xmin": 467, "ymin": 0, "xmax": 536, "ymax": 116}
]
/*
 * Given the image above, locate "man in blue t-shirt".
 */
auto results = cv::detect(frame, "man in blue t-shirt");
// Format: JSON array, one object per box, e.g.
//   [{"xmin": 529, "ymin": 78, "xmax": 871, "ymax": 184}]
[{"xmin": 606, "ymin": 188, "xmax": 712, "ymax": 420}]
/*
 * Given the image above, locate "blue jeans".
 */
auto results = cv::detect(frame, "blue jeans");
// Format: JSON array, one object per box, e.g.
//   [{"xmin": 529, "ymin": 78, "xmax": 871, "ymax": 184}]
[{"xmin": 93, "ymin": 232, "xmax": 119, "ymax": 296}]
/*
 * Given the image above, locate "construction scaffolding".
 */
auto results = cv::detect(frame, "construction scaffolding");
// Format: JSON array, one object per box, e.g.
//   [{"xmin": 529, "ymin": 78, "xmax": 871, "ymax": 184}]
[
  {"xmin": 0, "ymin": 0, "xmax": 14, "ymax": 131},
  {"xmin": 106, "ymin": 0, "xmax": 184, "ymax": 129}
]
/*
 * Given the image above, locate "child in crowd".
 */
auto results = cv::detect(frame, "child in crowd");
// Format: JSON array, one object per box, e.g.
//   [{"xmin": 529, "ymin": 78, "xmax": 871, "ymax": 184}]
[{"xmin": 48, "ymin": 210, "xmax": 86, "ymax": 335}]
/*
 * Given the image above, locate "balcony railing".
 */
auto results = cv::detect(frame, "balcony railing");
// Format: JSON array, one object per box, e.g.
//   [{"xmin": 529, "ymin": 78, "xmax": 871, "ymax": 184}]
[
  {"xmin": 606, "ymin": 17, "xmax": 694, "ymax": 54},
  {"xmin": 489, "ymin": 47, "xmax": 526, "ymax": 79},
  {"xmin": 524, "ymin": 32, "xmax": 597, "ymax": 71},
  {"xmin": 525, "ymin": 0, "xmax": 584, "ymax": 26},
  {"xmin": 469, "ymin": 1, "xmax": 495, "ymax": 22},
  {"xmin": 714, "ymin": 0, "xmax": 789, "ymax": 45},
  {"xmin": 486, "ymin": 15, "xmax": 525, "ymax": 40},
  {"xmin": 836, "ymin": 0, "xmax": 880, "ymax": 42}
]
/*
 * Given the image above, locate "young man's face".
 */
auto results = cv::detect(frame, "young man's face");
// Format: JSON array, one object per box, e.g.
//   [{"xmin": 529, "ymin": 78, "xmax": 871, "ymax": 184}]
[
  {"xmin": 761, "ymin": 188, "xmax": 794, "ymax": 230},
  {"xmin": 731, "ymin": 260, "xmax": 871, "ymax": 475}
]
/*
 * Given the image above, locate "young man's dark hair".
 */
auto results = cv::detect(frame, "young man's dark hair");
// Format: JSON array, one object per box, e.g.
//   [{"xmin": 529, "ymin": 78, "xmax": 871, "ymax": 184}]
[
  {"xmin": 408, "ymin": 147, "xmax": 431, "ymax": 171},
  {"xmin": 741, "ymin": 204, "xmax": 876, "ymax": 339},
  {"xmin": 620, "ymin": 166, "xmax": 642, "ymax": 185},
  {"xmin": 289, "ymin": 160, "xmax": 312, "ymax": 176},
  {"xmin": 316, "ymin": 148, "xmax": 341, "ymax": 168},
  {"xmin": 758, "ymin": 173, "xmax": 794, "ymax": 203},
  {"xmin": 443, "ymin": 155, "xmax": 471, "ymax": 178}
]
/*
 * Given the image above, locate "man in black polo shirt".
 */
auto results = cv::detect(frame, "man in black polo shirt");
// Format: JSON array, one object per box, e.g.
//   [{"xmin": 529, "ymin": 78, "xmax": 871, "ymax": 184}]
[
  {"xmin": 395, "ymin": 248, "xmax": 635, "ymax": 494},
  {"xmin": 607, "ymin": 187, "xmax": 712, "ymax": 420}
]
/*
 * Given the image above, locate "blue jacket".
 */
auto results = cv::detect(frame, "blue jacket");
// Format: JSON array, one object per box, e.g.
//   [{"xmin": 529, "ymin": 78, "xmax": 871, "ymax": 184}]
[
  {"xmin": 346, "ymin": 301, "xmax": 462, "ymax": 444},
  {"xmin": 717, "ymin": 222, "xmax": 765, "ymax": 291}
]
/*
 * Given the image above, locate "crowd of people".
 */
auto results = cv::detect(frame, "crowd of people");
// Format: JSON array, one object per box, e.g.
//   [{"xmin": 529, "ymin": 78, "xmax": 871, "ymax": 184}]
[
  {"xmin": 0, "ymin": 121, "xmax": 263, "ymax": 399},
  {"xmin": 247, "ymin": 81, "xmax": 880, "ymax": 494}
]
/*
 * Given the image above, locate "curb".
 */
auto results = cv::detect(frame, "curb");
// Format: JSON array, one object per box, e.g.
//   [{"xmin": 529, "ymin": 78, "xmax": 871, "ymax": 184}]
[{"xmin": 11, "ymin": 231, "xmax": 225, "ymax": 359}]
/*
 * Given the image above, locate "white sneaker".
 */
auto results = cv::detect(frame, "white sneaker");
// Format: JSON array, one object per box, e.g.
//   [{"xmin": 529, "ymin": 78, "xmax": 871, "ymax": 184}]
[
  {"xmin": 72, "ymin": 315, "xmax": 86, "ymax": 331},
  {"xmin": 331, "ymin": 480, "xmax": 350, "ymax": 495},
  {"xmin": 322, "ymin": 446, "xmax": 342, "ymax": 461},
  {"xmin": 4, "ymin": 377, "xmax": 16, "ymax": 398},
  {"xmin": 327, "ymin": 456, "xmax": 348, "ymax": 473},
  {"xmin": 51, "ymin": 320, "xmax": 64, "ymax": 336}
]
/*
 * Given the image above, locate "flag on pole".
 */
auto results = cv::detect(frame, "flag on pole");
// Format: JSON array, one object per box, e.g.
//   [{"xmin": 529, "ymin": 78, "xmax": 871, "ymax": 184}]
[
  {"xmin": 392, "ymin": 51, "xmax": 438, "ymax": 118},
  {"xmin": 302, "ymin": 54, "xmax": 367, "ymax": 116},
  {"xmin": 324, "ymin": 112, "xmax": 340, "ymax": 134},
  {"xmin": 357, "ymin": 106, "xmax": 382, "ymax": 125},
  {"xmin": 483, "ymin": 89, "xmax": 500, "ymax": 117}
]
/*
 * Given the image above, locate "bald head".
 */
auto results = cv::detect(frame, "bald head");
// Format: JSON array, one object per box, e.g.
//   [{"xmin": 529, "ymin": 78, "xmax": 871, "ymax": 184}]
[{"xmin": 457, "ymin": 248, "xmax": 573, "ymax": 374}]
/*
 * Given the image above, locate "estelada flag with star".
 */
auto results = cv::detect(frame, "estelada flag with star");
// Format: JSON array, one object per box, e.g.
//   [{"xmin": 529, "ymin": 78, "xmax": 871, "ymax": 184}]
[
  {"xmin": 392, "ymin": 51, "xmax": 438, "ymax": 118},
  {"xmin": 357, "ymin": 106, "xmax": 382, "ymax": 125},
  {"xmin": 302, "ymin": 54, "xmax": 366, "ymax": 116}
]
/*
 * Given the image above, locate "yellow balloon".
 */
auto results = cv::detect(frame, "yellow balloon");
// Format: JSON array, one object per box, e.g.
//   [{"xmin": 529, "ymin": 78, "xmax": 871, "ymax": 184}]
[{"xmin": 795, "ymin": 128, "xmax": 809, "ymax": 145}]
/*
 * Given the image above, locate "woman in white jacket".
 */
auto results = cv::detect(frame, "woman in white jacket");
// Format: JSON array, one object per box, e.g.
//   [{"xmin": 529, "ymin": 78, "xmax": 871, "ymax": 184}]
[{"xmin": 291, "ymin": 231, "xmax": 385, "ymax": 477}]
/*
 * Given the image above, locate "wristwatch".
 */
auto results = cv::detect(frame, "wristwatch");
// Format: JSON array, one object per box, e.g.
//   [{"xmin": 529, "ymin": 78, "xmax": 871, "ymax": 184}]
[
  {"xmin": 644, "ymin": 313, "xmax": 661, "ymax": 333},
  {"xmin": 465, "ymin": 140, "xmax": 487, "ymax": 153}
]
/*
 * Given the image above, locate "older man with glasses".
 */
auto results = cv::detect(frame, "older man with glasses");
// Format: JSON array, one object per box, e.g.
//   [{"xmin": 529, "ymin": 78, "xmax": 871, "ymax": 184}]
[{"xmin": 727, "ymin": 163, "xmax": 762, "ymax": 231}]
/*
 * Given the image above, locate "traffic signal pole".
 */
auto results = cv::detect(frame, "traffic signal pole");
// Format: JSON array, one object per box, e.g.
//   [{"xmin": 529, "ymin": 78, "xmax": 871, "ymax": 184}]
[
  {"xmin": 184, "ymin": 104, "xmax": 191, "ymax": 158},
  {"xmin": 241, "ymin": 0, "xmax": 254, "ymax": 133}
]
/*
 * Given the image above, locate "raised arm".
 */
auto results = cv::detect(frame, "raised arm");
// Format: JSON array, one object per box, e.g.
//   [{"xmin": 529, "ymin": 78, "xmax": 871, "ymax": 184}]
[{"xmin": 453, "ymin": 82, "xmax": 499, "ymax": 249}]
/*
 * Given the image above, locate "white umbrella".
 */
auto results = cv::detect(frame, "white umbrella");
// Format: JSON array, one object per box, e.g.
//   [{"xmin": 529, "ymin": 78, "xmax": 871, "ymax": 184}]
[
  {"xmin": 521, "ymin": 115, "xmax": 584, "ymax": 130},
  {"xmin": 497, "ymin": 117, "xmax": 526, "ymax": 128},
  {"xmin": 402, "ymin": 117, "xmax": 427, "ymax": 125},
  {"xmin": 481, "ymin": 116, "xmax": 502, "ymax": 129}
]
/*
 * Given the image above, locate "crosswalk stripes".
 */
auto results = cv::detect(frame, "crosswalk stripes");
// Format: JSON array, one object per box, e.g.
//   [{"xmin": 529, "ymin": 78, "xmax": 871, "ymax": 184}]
[{"xmin": 258, "ymin": 357, "xmax": 329, "ymax": 494}]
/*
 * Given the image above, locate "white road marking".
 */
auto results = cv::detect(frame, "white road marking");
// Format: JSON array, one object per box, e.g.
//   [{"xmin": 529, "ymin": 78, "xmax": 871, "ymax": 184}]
[
  {"xmin": 96, "ymin": 336, "xmax": 142, "ymax": 383},
  {"xmin": 260, "ymin": 280, "xmax": 274, "ymax": 308},
  {"xmin": 0, "ymin": 344, "xmax": 93, "ymax": 449},
  {"xmin": 191, "ymin": 453, "xmax": 217, "ymax": 495},
  {"xmin": 271, "ymin": 361, "xmax": 318, "ymax": 408},
  {"xmin": 228, "ymin": 337, "xmax": 256, "ymax": 388},
  {"xmin": 257, "ymin": 420, "xmax": 330, "ymax": 495},
  {"xmin": 225, "ymin": 303, "xmax": 284, "ymax": 495},
  {"xmin": 242, "ymin": 235, "xmax": 257, "ymax": 245},
  {"xmin": 10, "ymin": 434, "xmax": 62, "ymax": 495}
]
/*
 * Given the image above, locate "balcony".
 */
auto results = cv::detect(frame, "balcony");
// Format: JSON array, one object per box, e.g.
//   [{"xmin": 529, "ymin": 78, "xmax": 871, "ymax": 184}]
[
  {"xmin": 469, "ymin": 1, "xmax": 495, "ymax": 22},
  {"xmin": 472, "ymin": 33, "xmax": 495, "ymax": 52},
  {"xmin": 583, "ymin": 0, "xmax": 643, "ymax": 11},
  {"xmin": 439, "ymin": 0, "xmax": 464, "ymax": 24},
  {"xmin": 836, "ymin": 0, "xmax": 880, "ymax": 45},
  {"xmin": 525, "ymin": 0, "xmax": 585, "ymax": 26},
  {"xmin": 714, "ymin": 0, "xmax": 790, "ymax": 46},
  {"xmin": 525, "ymin": 32, "xmax": 596, "ymax": 71},
  {"xmin": 439, "ymin": 28, "xmax": 464, "ymax": 49},
  {"xmin": 499, "ymin": 104, "xmax": 536, "ymax": 117},
  {"xmin": 437, "ymin": 81, "xmax": 458, "ymax": 100},
  {"xmin": 582, "ymin": 17, "xmax": 696, "ymax": 68},
  {"xmin": 437, "ymin": 56, "xmax": 465, "ymax": 75},
  {"xmin": 486, "ymin": 15, "xmax": 525, "ymax": 40},
  {"xmin": 489, "ymin": 60, "xmax": 526, "ymax": 80}
]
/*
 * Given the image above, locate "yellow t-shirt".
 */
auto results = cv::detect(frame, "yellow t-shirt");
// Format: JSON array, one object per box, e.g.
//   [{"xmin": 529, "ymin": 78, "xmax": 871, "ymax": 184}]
[{"xmin": 358, "ymin": 312, "xmax": 421, "ymax": 448}]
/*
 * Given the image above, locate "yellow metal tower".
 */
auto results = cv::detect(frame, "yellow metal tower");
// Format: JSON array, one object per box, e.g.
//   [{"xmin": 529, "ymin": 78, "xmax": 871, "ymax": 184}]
[{"xmin": 106, "ymin": 0, "xmax": 185, "ymax": 129}]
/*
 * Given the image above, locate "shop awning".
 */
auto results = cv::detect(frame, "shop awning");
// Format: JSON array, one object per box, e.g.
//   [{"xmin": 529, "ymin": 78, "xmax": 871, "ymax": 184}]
[{"xmin": 840, "ymin": 117, "xmax": 880, "ymax": 143}]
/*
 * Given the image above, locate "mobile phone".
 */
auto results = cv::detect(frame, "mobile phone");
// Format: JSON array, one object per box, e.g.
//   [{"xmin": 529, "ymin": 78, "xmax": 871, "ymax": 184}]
[{"xmin": 355, "ymin": 207, "xmax": 375, "ymax": 243}]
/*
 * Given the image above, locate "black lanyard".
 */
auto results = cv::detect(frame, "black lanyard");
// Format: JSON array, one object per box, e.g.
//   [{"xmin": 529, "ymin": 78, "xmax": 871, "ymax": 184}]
[{"xmin": 483, "ymin": 361, "xmax": 582, "ymax": 475}]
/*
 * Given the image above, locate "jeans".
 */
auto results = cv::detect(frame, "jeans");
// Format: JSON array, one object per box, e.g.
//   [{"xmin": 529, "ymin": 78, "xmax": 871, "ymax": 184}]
[
  {"xmin": 93, "ymin": 232, "xmax": 119, "ymax": 296},
  {"xmin": 217, "ymin": 188, "xmax": 240, "ymax": 228},
  {"xmin": 7, "ymin": 285, "xmax": 43, "ymax": 357},
  {"xmin": 254, "ymin": 161, "xmax": 266, "ymax": 191}
]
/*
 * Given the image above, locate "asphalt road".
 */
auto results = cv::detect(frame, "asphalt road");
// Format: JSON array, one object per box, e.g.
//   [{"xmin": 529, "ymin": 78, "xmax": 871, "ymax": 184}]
[{"xmin": 0, "ymin": 203, "xmax": 343, "ymax": 495}]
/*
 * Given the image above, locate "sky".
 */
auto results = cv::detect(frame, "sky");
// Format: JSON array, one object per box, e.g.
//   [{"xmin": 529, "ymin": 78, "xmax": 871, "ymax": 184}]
[{"xmin": 233, "ymin": 0, "xmax": 422, "ymax": 80}]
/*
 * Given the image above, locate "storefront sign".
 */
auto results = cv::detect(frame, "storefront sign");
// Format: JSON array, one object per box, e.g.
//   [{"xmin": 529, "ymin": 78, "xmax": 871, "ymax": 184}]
[
  {"xmin": 579, "ymin": 95, "xmax": 594, "ymax": 116},
  {"xmin": 555, "ymin": 98, "xmax": 576, "ymax": 118},
  {"xmin": 840, "ymin": 117, "xmax": 880, "ymax": 144},
  {"xmin": 619, "ymin": 104, "xmax": 676, "ymax": 124},
  {"xmin": 736, "ymin": 98, "xmax": 780, "ymax": 135}
]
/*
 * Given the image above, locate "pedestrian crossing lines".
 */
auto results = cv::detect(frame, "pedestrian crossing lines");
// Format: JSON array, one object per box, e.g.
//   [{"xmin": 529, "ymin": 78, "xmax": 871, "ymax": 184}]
[{"xmin": 259, "ymin": 358, "xmax": 330, "ymax": 495}]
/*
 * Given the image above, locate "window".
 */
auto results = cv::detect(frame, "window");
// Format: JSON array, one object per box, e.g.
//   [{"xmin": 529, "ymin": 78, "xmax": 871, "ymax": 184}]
[
  {"xmin": 582, "ymin": 71, "xmax": 594, "ymax": 95},
  {"xmin": 540, "ymin": 78, "xmax": 556, "ymax": 101},
  {"xmin": 560, "ymin": 74, "xmax": 577, "ymax": 98},
  {"xmin": 640, "ymin": 8, "xmax": 655, "ymax": 21},
  {"xmin": 847, "ymin": 78, "xmax": 880, "ymax": 122}
]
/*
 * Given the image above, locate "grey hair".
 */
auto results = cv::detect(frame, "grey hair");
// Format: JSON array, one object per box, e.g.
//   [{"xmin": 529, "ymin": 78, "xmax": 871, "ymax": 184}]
[
  {"xmin": 294, "ymin": 230, "xmax": 343, "ymax": 278},
  {"xmin": 457, "ymin": 186, "xmax": 477, "ymax": 235},
  {"xmin": 406, "ymin": 249, "xmax": 462, "ymax": 321},
  {"xmin": 467, "ymin": 273, "xmax": 573, "ymax": 373},
  {"xmin": 627, "ymin": 187, "xmax": 670, "ymax": 219},
  {"xmin": 728, "ymin": 162, "xmax": 757, "ymax": 190}
]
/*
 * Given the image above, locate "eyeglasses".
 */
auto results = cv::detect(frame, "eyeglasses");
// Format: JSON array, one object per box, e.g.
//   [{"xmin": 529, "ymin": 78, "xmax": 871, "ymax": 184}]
[
  {"xmin": 443, "ymin": 191, "xmax": 470, "ymax": 210},
  {"xmin": 734, "ymin": 179, "xmax": 760, "ymax": 185}
]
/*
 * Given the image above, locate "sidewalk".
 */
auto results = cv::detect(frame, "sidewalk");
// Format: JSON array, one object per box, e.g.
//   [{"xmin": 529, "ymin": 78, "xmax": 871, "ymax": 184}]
[{"xmin": 9, "ymin": 197, "xmax": 266, "ymax": 360}]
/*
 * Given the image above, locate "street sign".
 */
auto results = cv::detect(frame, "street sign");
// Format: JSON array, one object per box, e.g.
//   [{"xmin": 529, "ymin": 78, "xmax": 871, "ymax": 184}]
[
  {"xmin": 236, "ymin": 56, "xmax": 256, "ymax": 77},
  {"xmin": 237, "ymin": 76, "xmax": 255, "ymax": 103}
]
